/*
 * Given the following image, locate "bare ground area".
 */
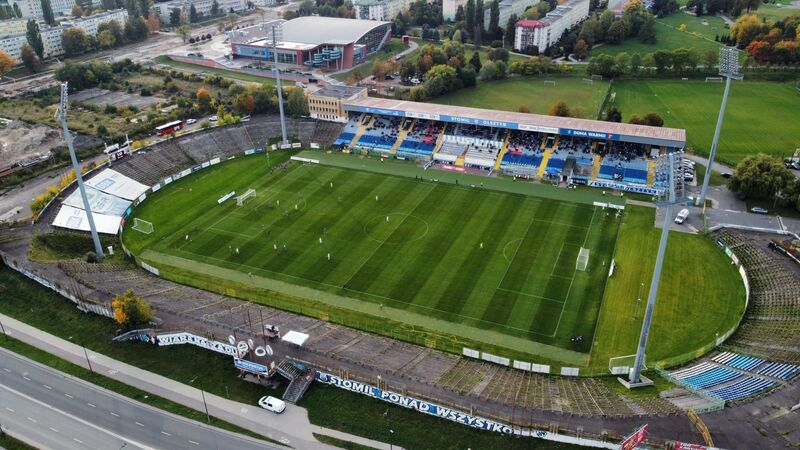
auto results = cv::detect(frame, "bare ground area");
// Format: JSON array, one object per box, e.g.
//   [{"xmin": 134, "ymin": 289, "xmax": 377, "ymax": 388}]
[{"xmin": 70, "ymin": 88, "xmax": 166, "ymax": 109}]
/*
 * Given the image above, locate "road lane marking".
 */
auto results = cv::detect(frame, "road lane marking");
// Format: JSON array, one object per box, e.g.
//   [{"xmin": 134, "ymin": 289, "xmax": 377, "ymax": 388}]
[
  {"xmin": 43, "ymin": 384, "xmax": 52, "ymax": 390},
  {"xmin": 73, "ymin": 438, "xmax": 83, "ymax": 444},
  {"xmin": 4, "ymin": 407, "xmax": 14, "ymax": 412},
  {"xmin": 161, "ymin": 431, "xmax": 171, "ymax": 436},
  {"xmin": 49, "ymin": 427, "xmax": 59, "ymax": 433},
  {"xmin": 22, "ymin": 376, "xmax": 30, "ymax": 381},
  {"xmin": 2, "ymin": 368, "xmax": 10, "ymax": 372},
  {"xmin": 135, "ymin": 421, "xmax": 145, "ymax": 427},
  {"xmin": 64, "ymin": 393, "xmax": 74, "ymax": 399},
  {"xmin": 110, "ymin": 412, "xmax": 120, "ymax": 417},
  {"xmin": 87, "ymin": 403, "xmax": 96, "ymax": 408},
  {"xmin": 189, "ymin": 440, "xmax": 200, "ymax": 445},
  {"xmin": 26, "ymin": 417, "xmax": 36, "ymax": 423}
]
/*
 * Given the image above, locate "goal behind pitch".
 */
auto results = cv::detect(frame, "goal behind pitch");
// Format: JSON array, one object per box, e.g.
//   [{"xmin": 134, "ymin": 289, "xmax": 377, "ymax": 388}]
[
  {"xmin": 236, "ymin": 188, "xmax": 256, "ymax": 206},
  {"xmin": 132, "ymin": 218, "xmax": 154, "ymax": 234},
  {"xmin": 576, "ymin": 247, "xmax": 590, "ymax": 271}
]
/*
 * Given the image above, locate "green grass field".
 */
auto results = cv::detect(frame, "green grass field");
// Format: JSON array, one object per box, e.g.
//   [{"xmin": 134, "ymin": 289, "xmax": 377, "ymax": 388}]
[
  {"xmin": 610, "ymin": 79, "xmax": 800, "ymax": 164},
  {"xmin": 125, "ymin": 153, "xmax": 619, "ymax": 353},
  {"xmin": 432, "ymin": 78, "xmax": 610, "ymax": 119},
  {"xmin": 592, "ymin": 12, "xmax": 727, "ymax": 57},
  {"xmin": 123, "ymin": 151, "xmax": 747, "ymax": 369},
  {"xmin": 753, "ymin": 3, "xmax": 800, "ymax": 21}
]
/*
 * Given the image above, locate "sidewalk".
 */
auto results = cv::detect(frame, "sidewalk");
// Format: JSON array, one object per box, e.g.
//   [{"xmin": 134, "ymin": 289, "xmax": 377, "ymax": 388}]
[{"xmin": 0, "ymin": 313, "xmax": 396, "ymax": 450}]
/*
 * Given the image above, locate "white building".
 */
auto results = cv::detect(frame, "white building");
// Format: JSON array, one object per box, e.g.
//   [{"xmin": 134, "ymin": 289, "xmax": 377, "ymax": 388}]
[
  {"xmin": 0, "ymin": 18, "xmax": 29, "ymax": 38},
  {"xmin": 513, "ymin": 0, "xmax": 589, "ymax": 52},
  {"xmin": 353, "ymin": 0, "xmax": 411, "ymax": 22},
  {"xmin": 153, "ymin": 0, "xmax": 247, "ymax": 23},
  {"xmin": 0, "ymin": 9, "xmax": 127, "ymax": 61},
  {"xmin": 482, "ymin": 0, "xmax": 539, "ymax": 31},
  {"xmin": 8, "ymin": 0, "xmax": 74, "ymax": 20}
]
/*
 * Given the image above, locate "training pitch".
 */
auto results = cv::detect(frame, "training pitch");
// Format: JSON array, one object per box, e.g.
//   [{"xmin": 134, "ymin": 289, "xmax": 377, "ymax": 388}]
[{"xmin": 125, "ymin": 152, "xmax": 622, "ymax": 356}]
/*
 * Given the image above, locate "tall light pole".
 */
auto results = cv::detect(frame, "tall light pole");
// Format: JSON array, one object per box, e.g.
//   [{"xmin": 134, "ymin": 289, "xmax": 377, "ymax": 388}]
[
  {"xmin": 190, "ymin": 376, "xmax": 211, "ymax": 423},
  {"xmin": 623, "ymin": 152, "xmax": 689, "ymax": 388},
  {"xmin": 697, "ymin": 48, "xmax": 743, "ymax": 210},
  {"xmin": 271, "ymin": 25, "xmax": 288, "ymax": 146},
  {"xmin": 56, "ymin": 82, "xmax": 104, "ymax": 258}
]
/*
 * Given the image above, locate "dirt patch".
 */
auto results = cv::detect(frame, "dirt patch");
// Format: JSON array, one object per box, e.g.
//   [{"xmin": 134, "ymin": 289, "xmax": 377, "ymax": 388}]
[
  {"xmin": 0, "ymin": 120, "xmax": 102, "ymax": 169},
  {"xmin": 70, "ymin": 88, "xmax": 165, "ymax": 109}
]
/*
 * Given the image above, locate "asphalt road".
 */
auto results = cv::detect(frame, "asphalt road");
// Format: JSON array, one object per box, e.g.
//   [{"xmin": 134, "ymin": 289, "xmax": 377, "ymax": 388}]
[{"xmin": 0, "ymin": 347, "xmax": 280, "ymax": 450}]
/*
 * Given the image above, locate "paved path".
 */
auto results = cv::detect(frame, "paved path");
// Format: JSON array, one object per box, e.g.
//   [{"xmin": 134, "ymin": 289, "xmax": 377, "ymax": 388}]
[
  {"xmin": 0, "ymin": 347, "xmax": 280, "ymax": 450},
  {"xmin": 0, "ymin": 313, "xmax": 396, "ymax": 450}
]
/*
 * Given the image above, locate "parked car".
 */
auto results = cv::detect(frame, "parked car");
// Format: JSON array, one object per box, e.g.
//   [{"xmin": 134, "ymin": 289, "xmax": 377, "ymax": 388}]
[
  {"xmin": 675, "ymin": 208, "xmax": 690, "ymax": 224},
  {"xmin": 186, "ymin": 118, "xmax": 197, "ymax": 125},
  {"xmin": 750, "ymin": 207, "xmax": 769, "ymax": 215},
  {"xmin": 258, "ymin": 396, "xmax": 286, "ymax": 413},
  {"xmin": 209, "ymin": 115, "xmax": 218, "ymax": 122},
  {"xmin": 721, "ymin": 172, "xmax": 732, "ymax": 178}
]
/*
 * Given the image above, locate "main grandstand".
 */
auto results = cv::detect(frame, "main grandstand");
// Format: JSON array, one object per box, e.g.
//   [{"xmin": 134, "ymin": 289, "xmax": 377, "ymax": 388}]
[
  {"xmin": 331, "ymin": 98, "xmax": 685, "ymax": 196},
  {"xmin": 229, "ymin": 17, "xmax": 392, "ymax": 70}
]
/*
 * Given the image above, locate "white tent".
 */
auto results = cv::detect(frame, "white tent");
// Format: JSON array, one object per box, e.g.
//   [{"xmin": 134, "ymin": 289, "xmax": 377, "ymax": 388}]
[
  {"xmin": 85, "ymin": 169, "xmax": 148, "ymax": 201},
  {"xmin": 281, "ymin": 331, "xmax": 310, "ymax": 347},
  {"xmin": 52, "ymin": 205, "xmax": 122, "ymax": 234}
]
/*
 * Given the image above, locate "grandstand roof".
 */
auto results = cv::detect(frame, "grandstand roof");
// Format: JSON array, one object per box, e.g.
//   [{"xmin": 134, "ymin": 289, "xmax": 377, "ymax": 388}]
[
  {"xmin": 282, "ymin": 17, "xmax": 391, "ymax": 46},
  {"xmin": 344, "ymin": 98, "xmax": 686, "ymax": 147}
]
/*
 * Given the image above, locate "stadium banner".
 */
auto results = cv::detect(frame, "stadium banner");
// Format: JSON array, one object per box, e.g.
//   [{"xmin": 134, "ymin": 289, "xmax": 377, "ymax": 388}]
[
  {"xmin": 140, "ymin": 261, "xmax": 159, "ymax": 276},
  {"xmin": 210, "ymin": 157, "xmax": 221, "ymax": 165},
  {"xmin": 137, "ymin": 193, "xmax": 146, "ymax": 204},
  {"xmin": 405, "ymin": 111, "xmax": 440, "ymax": 121},
  {"xmin": 163, "ymin": 176, "xmax": 173, "ymax": 185},
  {"xmin": 244, "ymin": 149, "xmax": 255, "ymax": 155},
  {"xmin": 481, "ymin": 352, "xmax": 510, "ymax": 366},
  {"xmin": 179, "ymin": 168, "xmax": 192, "ymax": 179},
  {"xmin": 155, "ymin": 332, "xmax": 237, "ymax": 356},
  {"xmin": 674, "ymin": 442, "xmax": 714, "ymax": 450},
  {"xmin": 201, "ymin": 161, "xmax": 211, "ymax": 169},
  {"xmin": 291, "ymin": 156, "xmax": 320, "ymax": 164},
  {"xmin": 291, "ymin": 143, "xmax": 302, "ymax": 149},
  {"xmin": 462, "ymin": 348, "xmax": 480, "ymax": 358},
  {"xmin": 151, "ymin": 183, "xmax": 161, "ymax": 193},
  {"xmin": 518, "ymin": 124, "xmax": 559, "ymax": 134},
  {"xmin": 560, "ymin": 367, "xmax": 580, "ymax": 377},
  {"xmin": 589, "ymin": 180, "xmax": 662, "ymax": 196},
  {"xmin": 439, "ymin": 114, "xmax": 517, "ymax": 130},
  {"xmin": 620, "ymin": 424, "xmax": 648, "ymax": 450},
  {"xmin": 560, "ymin": 128, "xmax": 620, "ymax": 141},
  {"xmin": 234, "ymin": 358, "xmax": 269, "ymax": 375},
  {"xmin": 315, "ymin": 371, "xmax": 513, "ymax": 434},
  {"xmin": 218, "ymin": 191, "xmax": 236, "ymax": 204}
]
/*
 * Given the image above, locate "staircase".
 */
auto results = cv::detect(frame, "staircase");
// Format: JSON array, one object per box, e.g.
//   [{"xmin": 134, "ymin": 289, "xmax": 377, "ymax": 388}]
[
  {"xmin": 591, "ymin": 154, "xmax": 603, "ymax": 181},
  {"xmin": 349, "ymin": 115, "xmax": 373, "ymax": 147},
  {"xmin": 493, "ymin": 132, "xmax": 512, "ymax": 171},
  {"xmin": 455, "ymin": 154, "xmax": 465, "ymax": 167},
  {"xmin": 276, "ymin": 359, "xmax": 314, "ymax": 403},
  {"xmin": 536, "ymin": 148, "xmax": 553, "ymax": 178},
  {"xmin": 390, "ymin": 119, "xmax": 415, "ymax": 154},
  {"xmin": 647, "ymin": 159, "xmax": 657, "ymax": 185},
  {"xmin": 431, "ymin": 124, "xmax": 449, "ymax": 157},
  {"xmin": 550, "ymin": 136, "xmax": 560, "ymax": 150}
]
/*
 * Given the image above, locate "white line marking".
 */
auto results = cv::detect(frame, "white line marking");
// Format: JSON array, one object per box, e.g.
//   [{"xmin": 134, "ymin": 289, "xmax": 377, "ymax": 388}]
[
  {"xmin": 5, "ymin": 407, "xmax": 14, "ymax": 412},
  {"xmin": 2, "ymin": 368, "xmax": 10, "ymax": 372},
  {"xmin": 64, "ymin": 393, "xmax": 74, "ymax": 399},
  {"xmin": 135, "ymin": 421, "xmax": 145, "ymax": 427},
  {"xmin": 161, "ymin": 431, "xmax": 171, "ymax": 436},
  {"xmin": 73, "ymin": 438, "xmax": 83, "ymax": 444},
  {"xmin": 43, "ymin": 384, "xmax": 52, "ymax": 390},
  {"xmin": 26, "ymin": 416, "xmax": 36, "ymax": 423},
  {"xmin": 22, "ymin": 376, "xmax": 30, "ymax": 381},
  {"xmin": 110, "ymin": 412, "xmax": 120, "ymax": 417},
  {"xmin": 87, "ymin": 403, "xmax": 96, "ymax": 408},
  {"xmin": 49, "ymin": 427, "xmax": 59, "ymax": 433},
  {"xmin": 189, "ymin": 440, "xmax": 200, "ymax": 446}
]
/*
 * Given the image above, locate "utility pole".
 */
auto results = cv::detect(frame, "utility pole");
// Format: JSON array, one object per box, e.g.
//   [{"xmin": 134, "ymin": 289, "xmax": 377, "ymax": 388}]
[
  {"xmin": 56, "ymin": 82, "xmax": 104, "ymax": 258},
  {"xmin": 697, "ymin": 48, "xmax": 743, "ymax": 211},
  {"xmin": 272, "ymin": 25, "xmax": 288, "ymax": 146}
]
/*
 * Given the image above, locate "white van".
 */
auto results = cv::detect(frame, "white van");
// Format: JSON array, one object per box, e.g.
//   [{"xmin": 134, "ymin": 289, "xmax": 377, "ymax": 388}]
[
  {"xmin": 675, "ymin": 208, "xmax": 689, "ymax": 224},
  {"xmin": 258, "ymin": 396, "xmax": 286, "ymax": 413}
]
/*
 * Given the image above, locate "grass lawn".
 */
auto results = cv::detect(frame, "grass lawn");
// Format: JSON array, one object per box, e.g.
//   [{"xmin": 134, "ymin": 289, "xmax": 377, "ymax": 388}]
[
  {"xmin": 589, "ymin": 206, "xmax": 746, "ymax": 368},
  {"xmin": 153, "ymin": 55, "xmax": 275, "ymax": 86},
  {"xmin": 610, "ymin": 79, "xmax": 800, "ymax": 165},
  {"xmin": 754, "ymin": 3, "xmax": 800, "ymax": 21},
  {"xmin": 124, "ymin": 152, "xmax": 620, "ymax": 356},
  {"xmin": 592, "ymin": 12, "xmax": 726, "ymax": 57},
  {"xmin": 0, "ymin": 434, "xmax": 37, "ymax": 450},
  {"xmin": 432, "ymin": 77, "xmax": 610, "ymax": 119},
  {"xmin": 692, "ymin": 161, "xmax": 731, "ymax": 187},
  {"xmin": 331, "ymin": 39, "xmax": 409, "ymax": 82}
]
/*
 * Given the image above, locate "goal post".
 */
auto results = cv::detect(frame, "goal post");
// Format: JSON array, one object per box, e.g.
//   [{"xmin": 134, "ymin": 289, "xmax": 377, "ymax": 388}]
[
  {"xmin": 236, "ymin": 188, "xmax": 256, "ymax": 206},
  {"xmin": 705, "ymin": 77, "xmax": 723, "ymax": 83},
  {"xmin": 132, "ymin": 218, "xmax": 154, "ymax": 234},
  {"xmin": 543, "ymin": 80, "xmax": 556, "ymax": 86},
  {"xmin": 576, "ymin": 247, "xmax": 590, "ymax": 271},
  {"xmin": 609, "ymin": 354, "xmax": 643, "ymax": 376}
]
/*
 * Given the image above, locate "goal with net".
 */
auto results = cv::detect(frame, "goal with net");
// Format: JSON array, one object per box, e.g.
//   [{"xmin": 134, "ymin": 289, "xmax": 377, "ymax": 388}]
[
  {"xmin": 236, "ymin": 189, "xmax": 256, "ymax": 206},
  {"xmin": 705, "ymin": 77, "xmax": 723, "ymax": 83},
  {"xmin": 132, "ymin": 218, "xmax": 154, "ymax": 234},
  {"xmin": 576, "ymin": 247, "xmax": 590, "ymax": 271},
  {"xmin": 543, "ymin": 80, "xmax": 556, "ymax": 87}
]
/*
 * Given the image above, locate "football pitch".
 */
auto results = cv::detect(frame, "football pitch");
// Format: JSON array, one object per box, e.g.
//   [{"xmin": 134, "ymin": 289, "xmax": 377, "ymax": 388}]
[{"xmin": 125, "ymin": 153, "xmax": 619, "ymax": 354}]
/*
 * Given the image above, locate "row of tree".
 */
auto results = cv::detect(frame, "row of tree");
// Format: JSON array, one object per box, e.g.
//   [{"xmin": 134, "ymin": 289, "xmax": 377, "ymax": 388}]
[
  {"xmin": 285, "ymin": 0, "xmax": 354, "ymax": 20},
  {"xmin": 731, "ymin": 14, "xmax": 800, "ymax": 65},
  {"xmin": 729, "ymin": 153, "xmax": 800, "ymax": 212},
  {"xmin": 586, "ymin": 47, "xmax": 719, "ymax": 78}
]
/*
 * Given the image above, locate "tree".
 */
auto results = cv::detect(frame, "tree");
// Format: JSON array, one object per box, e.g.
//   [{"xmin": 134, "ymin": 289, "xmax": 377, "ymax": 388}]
[
  {"xmin": 138, "ymin": 0, "xmax": 149, "ymax": 18},
  {"xmin": 62, "ymin": 28, "xmax": 89, "ymax": 56},
  {"xmin": 26, "ymin": 19, "xmax": 45, "ymax": 61},
  {"xmin": 101, "ymin": 0, "xmax": 114, "ymax": 10},
  {"xmin": 0, "ymin": 50, "xmax": 15, "ymax": 77},
  {"xmin": 99, "ymin": 19, "xmax": 125, "ymax": 46},
  {"xmin": 286, "ymin": 87, "xmax": 308, "ymax": 116},
  {"xmin": 146, "ymin": 14, "xmax": 159, "ymax": 32},
  {"xmin": 465, "ymin": 0, "xmax": 475, "ymax": 38},
  {"xmin": 196, "ymin": 86, "xmax": 211, "ymax": 110},
  {"xmin": 349, "ymin": 68, "xmax": 364, "ymax": 85},
  {"xmin": 729, "ymin": 153, "xmax": 795, "ymax": 200},
  {"xmin": 504, "ymin": 13, "xmax": 517, "ymax": 48},
  {"xmin": 71, "ymin": 3, "xmax": 84, "ymax": 17},
  {"xmin": 731, "ymin": 14, "xmax": 764, "ymax": 47},
  {"xmin": 124, "ymin": 16, "xmax": 148, "ymax": 42},
  {"xmin": 19, "ymin": 43, "xmax": 40, "ymax": 72},
  {"xmin": 629, "ymin": 52, "xmax": 642, "ymax": 74},
  {"xmin": 642, "ymin": 112, "xmax": 664, "ymax": 126},
  {"xmin": 487, "ymin": 47, "xmax": 508, "ymax": 63},
  {"xmin": 372, "ymin": 59, "xmax": 388, "ymax": 80},
  {"xmin": 169, "ymin": 7, "xmax": 181, "ymax": 26},
  {"xmin": 211, "ymin": 0, "xmax": 219, "ymax": 15},
  {"xmin": 489, "ymin": 0, "xmax": 500, "ymax": 40},
  {"xmin": 475, "ymin": 0, "xmax": 485, "ymax": 42},
  {"xmin": 638, "ymin": 15, "xmax": 656, "ymax": 44},
  {"xmin": 605, "ymin": 106, "xmax": 622, "ymax": 122},
  {"xmin": 189, "ymin": 4, "xmax": 199, "ymax": 22},
  {"xmin": 233, "ymin": 93, "xmax": 255, "ymax": 115},
  {"xmin": 606, "ymin": 21, "xmax": 625, "ymax": 44},
  {"xmin": 548, "ymin": 100, "xmax": 570, "ymax": 117},
  {"xmin": 478, "ymin": 60, "xmax": 497, "ymax": 79},
  {"xmin": 97, "ymin": 29, "xmax": 115, "ymax": 48},
  {"xmin": 124, "ymin": 0, "xmax": 139, "ymax": 17},
  {"xmin": 176, "ymin": 24, "xmax": 191, "ymax": 43},
  {"xmin": 468, "ymin": 51, "xmax": 481, "ymax": 72},
  {"xmin": 112, "ymin": 289, "xmax": 154, "ymax": 328},
  {"xmin": 613, "ymin": 52, "xmax": 630, "ymax": 75},
  {"xmin": 41, "ymin": 0, "xmax": 55, "ymax": 25},
  {"xmin": 452, "ymin": 29, "xmax": 462, "ymax": 43},
  {"xmin": 573, "ymin": 39, "xmax": 589, "ymax": 60}
]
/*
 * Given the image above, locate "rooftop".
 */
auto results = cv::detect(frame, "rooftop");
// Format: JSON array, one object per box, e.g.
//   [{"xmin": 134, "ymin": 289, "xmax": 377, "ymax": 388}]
[
  {"xmin": 344, "ymin": 98, "xmax": 686, "ymax": 147},
  {"xmin": 282, "ymin": 16, "xmax": 390, "ymax": 46},
  {"xmin": 311, "ymin": 85, "xmax": 367, "ymax": 99}
]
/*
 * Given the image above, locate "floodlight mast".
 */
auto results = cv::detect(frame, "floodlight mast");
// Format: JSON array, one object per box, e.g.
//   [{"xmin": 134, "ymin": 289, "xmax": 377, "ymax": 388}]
[
  {"xmin": 56, "ymin": 82, "xmax": 104, "ymax": 259},
  {"xmin": 697, "ymin": 48, "xmax": 743, "ymax": 210},
  {"xmin": 272, "ymin": 25, "xmax": 289, "ymax": 146},
  {"xmin": 627, "ymin": 152, "xmax": 688, "ymax": 387}
]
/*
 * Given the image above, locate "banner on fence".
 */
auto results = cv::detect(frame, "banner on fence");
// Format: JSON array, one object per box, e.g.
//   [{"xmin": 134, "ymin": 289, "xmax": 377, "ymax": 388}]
[{"xmin": 156, "ymin": 332, "xmax": 237, "ymax": 356}]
